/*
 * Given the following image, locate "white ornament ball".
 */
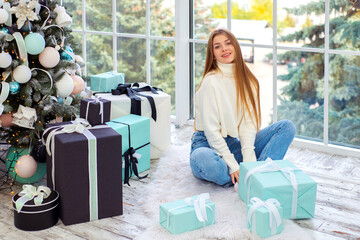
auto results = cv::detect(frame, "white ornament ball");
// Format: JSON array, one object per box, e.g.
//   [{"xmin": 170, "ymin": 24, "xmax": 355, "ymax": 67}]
[
  {"xmin": 55, "ymin": 73, "xmax": 74, "ymax": 98},
  {"xmin": 13, "ymin": 65, "xmax": 32, "ymax": 83},
  {"xmin": 15, "ymin": 155, "xmax": 38, "ymax": 178},
  {"xmin": 0, "ymin": 9, "xmax": 9, "ymax": 24},
  {"xmin": 75, "ymin": 55, "xmax": 84, "ymax": 64},
  {"xmin": 39, "ymin": 47, "xmax": 60, "ymax": 68},
  {"xmin": 0, "ymin": 52, "xmax": 12, "ymax": 68}
]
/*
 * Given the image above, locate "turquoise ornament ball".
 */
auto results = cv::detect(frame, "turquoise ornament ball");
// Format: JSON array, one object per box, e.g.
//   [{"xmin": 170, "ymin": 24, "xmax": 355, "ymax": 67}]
[
  {"xmin": 57, "ymin": 97, "xmax": 64, "ymax": 104},
  {"xmin": 0, "ymin": 26, "xmax": 8, "ymax": 34},
  {"xmin": 9, "ymin": 81, "xmax": 20, "ymax": 94},
  {"xmin": 25, "ymin": 33, "xmax": 46, "ymax": 55},
  {"xmin": 5, "ymin": 146, "xmax": 46, "ymax": 184},
  {"xmin": 60, "ymin": 46, "xmax": 74, "ymax": 61}
]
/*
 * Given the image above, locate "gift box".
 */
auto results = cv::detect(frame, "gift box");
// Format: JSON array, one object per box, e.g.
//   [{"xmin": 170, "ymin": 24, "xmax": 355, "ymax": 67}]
[
  {"xmin": 106, "ymin": 114, "xmax": 150, "ymax": 184},
  {"xmin": 80, "ymin": 98, "xmax": 111, "ymax": 126},
  {"xmin": 159, "ymin": 193, "xmax": 215, "ymax": 234},
  {"xmin": 12, "ymin": 185, "xmax": 59, "ymax": 231},
  {"xmin": 246, "ymin": 197, "xmax": 283, "ymax": 238},
  {"xmin": 43, "ymin": 119, "xmax": 123, "ymax": 225},
  {"xmin": 238, "ymin": 158, "xmax": 317, "ymax": 219},
  {"xmin": 90, "ymin": 71, "xmax": 125, "ymax": 92},
  {"xmin": 95, "ymin": 82, "xmax": 170, "ymax": 159}
]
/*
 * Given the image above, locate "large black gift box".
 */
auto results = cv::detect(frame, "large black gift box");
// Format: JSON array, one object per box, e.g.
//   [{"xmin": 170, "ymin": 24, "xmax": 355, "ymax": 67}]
[
  {"xmin": 44, "ymin": 122, "xmax": 122, "ymax": 225},
  {"xmin": 80, "ymin": 98, "xmax": 111, "ymax": 126},
  {"xmin": 12, "ymin": 190, "xmax": 59, "ymax": 231}
]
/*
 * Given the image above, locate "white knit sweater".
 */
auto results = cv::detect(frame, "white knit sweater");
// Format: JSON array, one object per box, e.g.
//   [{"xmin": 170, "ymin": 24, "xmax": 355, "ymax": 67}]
[{"xmin": 194, "ymin": 61, "xmax": 257, "ymax": 174}]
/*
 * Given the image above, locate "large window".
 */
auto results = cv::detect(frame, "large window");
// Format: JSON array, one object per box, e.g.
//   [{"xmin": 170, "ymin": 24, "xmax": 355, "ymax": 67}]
[
  {"xmin": 64, "ymin": 0, "xmax": 360, "ymax": 154},
  {"xmin": 62, "ymin": 0, "xmax": 176, "ymax": 113},
  {"xmin": 190, "ymin": 0, "xmax": 360, "ymax": 152}
]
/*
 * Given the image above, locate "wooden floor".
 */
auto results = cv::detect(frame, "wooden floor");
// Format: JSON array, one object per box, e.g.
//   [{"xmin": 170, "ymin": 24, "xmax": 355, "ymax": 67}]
[{"xmin": 0, "ymin": 122, "xmax": 359, "ymax": 240}]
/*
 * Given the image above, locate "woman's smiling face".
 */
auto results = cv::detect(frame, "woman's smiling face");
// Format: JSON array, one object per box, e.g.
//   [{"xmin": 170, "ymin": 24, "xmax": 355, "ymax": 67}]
[{"xmin": 213, "ymin": 34, "xmax": 235, "ymax": 64}]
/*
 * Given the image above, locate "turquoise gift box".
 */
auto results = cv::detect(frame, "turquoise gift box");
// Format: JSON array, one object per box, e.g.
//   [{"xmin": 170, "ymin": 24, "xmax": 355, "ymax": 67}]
[
  {"xmin": 90, "ymin": 71, "xmax": 125, "ymax": 92},
  {"xmin": 238, "ymin": 159, "xmax": 317, "ymax": 219},
  {"xmin": 106, "ymin": 114, "xmax": 150, "ymax": 181},
  {"xmin": 159, "ymin": 194, "xmax": 215, "ymax": 234},
  {"xmin": 246, "ymin": 198, "xmax": 283, "ymax": 238}
]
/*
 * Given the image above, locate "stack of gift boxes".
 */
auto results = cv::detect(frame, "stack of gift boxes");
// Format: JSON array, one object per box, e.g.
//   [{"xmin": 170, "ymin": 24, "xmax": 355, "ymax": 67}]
[{"xmin": 12, "ymin": 71, "xmax": 171, "ymax": 229}]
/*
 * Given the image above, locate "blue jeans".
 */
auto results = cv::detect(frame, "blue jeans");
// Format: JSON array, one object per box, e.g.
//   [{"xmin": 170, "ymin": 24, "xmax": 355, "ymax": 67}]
[{"xmin": 190, "ymin": 120, "xmax": 296, "ymax": 186}]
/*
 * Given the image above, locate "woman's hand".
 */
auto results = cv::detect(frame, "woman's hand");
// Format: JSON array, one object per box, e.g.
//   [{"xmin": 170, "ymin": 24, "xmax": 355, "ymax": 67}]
[{"xmin": 230, "ymin": 170, "xmax": 239, "ymax": 184}]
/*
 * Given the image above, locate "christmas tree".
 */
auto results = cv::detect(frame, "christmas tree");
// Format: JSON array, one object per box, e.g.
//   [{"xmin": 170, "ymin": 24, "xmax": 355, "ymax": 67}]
[
  {"xmin": 0, "ymin": 0, "xmax": 84, "ymax": 185},
  {"xmin": 277, "ymin": 0, "xmax": 360, "ymax": 147}
]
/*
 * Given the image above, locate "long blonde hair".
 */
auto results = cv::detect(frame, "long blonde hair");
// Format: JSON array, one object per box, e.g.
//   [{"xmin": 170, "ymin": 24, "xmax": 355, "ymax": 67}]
[{"xmin": 197, "ymin": 28, "xmax": 261, "ymax": 131}]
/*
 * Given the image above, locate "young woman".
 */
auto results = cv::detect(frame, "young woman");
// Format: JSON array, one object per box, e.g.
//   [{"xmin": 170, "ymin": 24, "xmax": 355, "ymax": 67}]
[{"xmin": 190, "ymin": 28, "xmax": 296, "ymax": 188}]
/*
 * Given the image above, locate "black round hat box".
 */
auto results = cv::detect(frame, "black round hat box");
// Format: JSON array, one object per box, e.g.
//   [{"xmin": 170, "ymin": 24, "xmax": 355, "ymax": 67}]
[{"xmin": 12, "ymin": 190, "xmax": 59, "ymax": 231}]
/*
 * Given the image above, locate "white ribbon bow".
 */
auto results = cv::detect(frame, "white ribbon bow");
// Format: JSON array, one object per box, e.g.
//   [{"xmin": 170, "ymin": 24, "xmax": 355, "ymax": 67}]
[
  {"xmin": 247, "ymin": 197, "xmax": 282, "ymax": 236},
  {"xmin": 85, "ymin": 97, "xmax": 104, "ymax": 124},
  {"xmin": 15, "ymin": 185, "xmax": 51, "ymax": 213},
  {"xmin": 244, "ymin": 158, "xmax": 298, "ymax": 218},
  {"xmin": 166, "ymin": 193, "xmax": 214, "ymax": 230}
]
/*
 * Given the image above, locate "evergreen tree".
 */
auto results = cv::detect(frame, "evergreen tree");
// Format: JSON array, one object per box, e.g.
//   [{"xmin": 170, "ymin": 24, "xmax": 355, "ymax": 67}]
[
  {"xmin": 0, "ymin": 0, "xmax": 82, "ymax": 149},
  {"xmin": 278, "ymin": 0, "xmax": 360, "ymax": 147}
]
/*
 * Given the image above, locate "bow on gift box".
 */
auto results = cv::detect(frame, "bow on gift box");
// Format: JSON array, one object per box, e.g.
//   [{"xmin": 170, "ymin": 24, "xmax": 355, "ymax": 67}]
[
  {"xmin": 166, "ymin": 193, "xmax": 215, "ymax": 230},
  {"xmin": 244, "ymin": 157, "xmax": 299, "ymax": 219},
  {"xmin": 247, "ymin": 197, "xmax": 282, "ymax": 236},
  {"xmin": 124, "ymin": 147, "xmax": 148, "ymax": 186},
  {"xmin": 111, "ymin": 83, "xmax": 162, "ymax": 121},
  {"xmin": 15, "ymin": 185, "xmax": 51, "ymax": 213}
]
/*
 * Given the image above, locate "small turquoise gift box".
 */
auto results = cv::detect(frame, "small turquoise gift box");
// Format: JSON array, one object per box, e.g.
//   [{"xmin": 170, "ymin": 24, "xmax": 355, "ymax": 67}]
[
  {"xmin": 159, "ymin": 193, "xmax": 215, "ymax": 234},
  {"xmin": 106, "ymin": 114, "xmax": 150, "ymax": 185},
  {"xmin": 247, "ymin": 197, "xmax": 283, "ymax": 238},
  {"xmin": 90, "ymin": 71, "xmax": 125, "ymax": 92},
  {"xmin": 239, "ymin": 158, "xmax": 317, "ymax": 219}
]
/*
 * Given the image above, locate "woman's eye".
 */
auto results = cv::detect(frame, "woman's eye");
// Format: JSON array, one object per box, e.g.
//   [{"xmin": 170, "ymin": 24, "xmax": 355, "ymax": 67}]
[
  {"xmin": 226, "ymin": 42, "xmax": 232, "ymax": 45},
  {"xmin": 214, "ymin": 46, "xmax": 219, "ymax": 49}
]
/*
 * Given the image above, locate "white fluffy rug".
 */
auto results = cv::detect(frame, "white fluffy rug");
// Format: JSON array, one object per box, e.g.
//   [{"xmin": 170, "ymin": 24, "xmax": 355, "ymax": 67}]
[{"xmin": 136, "ymin": 144, "xmax": 314, "ymax": 240}]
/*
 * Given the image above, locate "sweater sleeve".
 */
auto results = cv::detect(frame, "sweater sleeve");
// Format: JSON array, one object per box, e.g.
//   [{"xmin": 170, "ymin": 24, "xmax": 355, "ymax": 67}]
[
  {"xmin": 198, "ymin": 79, "xmax": 239, "ymax": 174},
  {"xmin": 238, "ymin": 108, "xmax": 257, "ymax": 162}
]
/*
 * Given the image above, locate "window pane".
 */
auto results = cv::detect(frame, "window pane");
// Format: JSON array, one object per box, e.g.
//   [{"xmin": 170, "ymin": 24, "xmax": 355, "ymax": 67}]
[
  {"xmin": 230, "ymin": 0, "xmax": 273, "ymax": 44},
  {"xmin": 194, "ymin": 43, "xmax": 207, "ymax": 89},
  {"xmin": 278, "ymin": 0, "xmax": 324, "ymax": 48},
  {"xmin": 247, "ymin": 47, "xmax": 274, "ymax": 128},
  {"xmin": 328, "ymin": 54, "xmax": 360, "ymax": 148},
  {"xmin": 62, "ymin": 0, "xmax": 82, "ymax": 30},
  {"xmin": 330, "ymin": 0, "xmax": 360, "ymax": 51},
  {"xmin": 150, "ymin": 40, "xmax": 175, "ymax": 114},
  {"xmin": 277, "ymin": 50, "xmax": 324, "ymax": 141},
  {"xmin": 86, "ymin": 0, "xmax": 112, "ymax": 32},
  {"xmin": 117, "ymin": 0, "xmax": 146, "ymax": 34},
  {"xmin": 86, "ymin": 35, "xmax": 113, "ymax": 75},
  {"xmin": 151, "ymin": 0, "xmax": 175, "ymax": 37},
  {"xmin": 117, "ymin": 37, "xmax": 146, "ymax": 83},
  {"xmin": 194, "ymin": 0, "xmax": 218, "ymax": 39}
]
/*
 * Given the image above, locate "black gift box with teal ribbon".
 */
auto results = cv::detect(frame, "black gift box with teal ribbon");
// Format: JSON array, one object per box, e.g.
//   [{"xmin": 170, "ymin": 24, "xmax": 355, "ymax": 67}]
[
  {"xmin": 43, "ymin": 120, "xmax": 123, "ymax": 225},
  {"xmin": 12, "ymin": 186, "xmax": 59, "ymax": 231}
]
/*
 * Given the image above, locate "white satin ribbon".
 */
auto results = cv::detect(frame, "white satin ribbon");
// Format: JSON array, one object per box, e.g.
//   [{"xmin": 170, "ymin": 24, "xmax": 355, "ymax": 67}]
[
  {"xmin": 0, "ymin": 82, "xmax": 10, "ymax": 115},
  {"xmin": 15, "ymin": 185, "xmax": 51, "ymax": 213},
  {"xmin": 85, "ymin": 97, "xmax": 104, "ymax": 124},
  {"xmin": 166, "ymin": 193, "xmax": 214, "ymax": 230},
  {"xmin": 31, "ymin": 68, "xmax": 53, "ymax": 91},
  {"xmin": 244, "ymin": 158, "xmax": 299, "ymax": 219},
  {"xmin": 247, "ymin": 197, "xmax": 282, "ymax": 236}
]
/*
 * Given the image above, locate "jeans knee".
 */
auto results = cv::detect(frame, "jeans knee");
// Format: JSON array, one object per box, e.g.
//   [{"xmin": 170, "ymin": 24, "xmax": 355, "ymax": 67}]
[{"xmin": 281, "ymin": 119, "xmax": 296, "ymax": 139}]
